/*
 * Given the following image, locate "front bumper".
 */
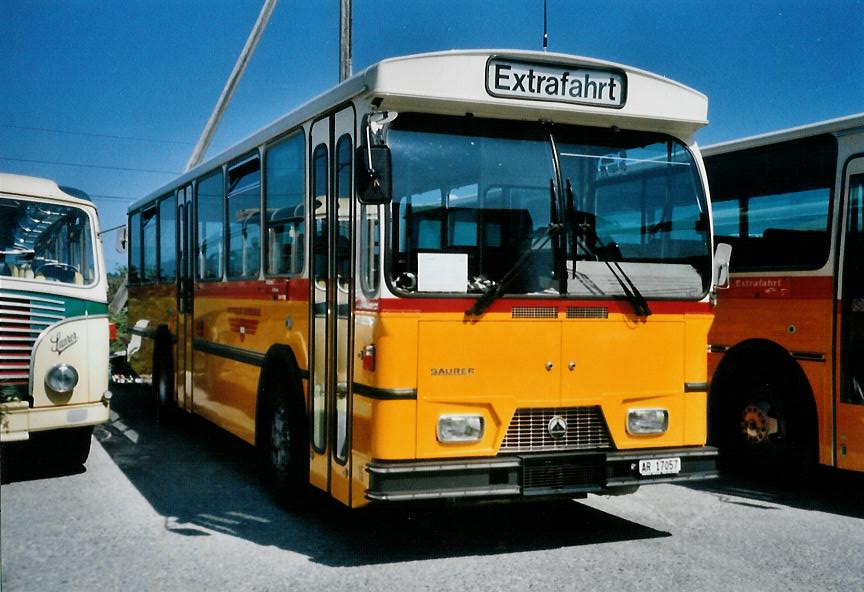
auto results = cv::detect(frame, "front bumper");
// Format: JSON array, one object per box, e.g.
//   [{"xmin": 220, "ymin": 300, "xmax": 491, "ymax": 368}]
[
  {"xmin": 0, "ymin": 398, "xmax": 111, "ymax": 442},
  {"xmin": 366, "ymin": 446, "xmax": 718, "ymax": 501}
]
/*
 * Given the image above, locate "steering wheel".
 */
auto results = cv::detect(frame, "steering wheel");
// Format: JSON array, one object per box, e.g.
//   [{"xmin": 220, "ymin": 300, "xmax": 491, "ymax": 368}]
[{"xmin": 34, "ymin": 261, "xmax": 79, "ymax": 282}]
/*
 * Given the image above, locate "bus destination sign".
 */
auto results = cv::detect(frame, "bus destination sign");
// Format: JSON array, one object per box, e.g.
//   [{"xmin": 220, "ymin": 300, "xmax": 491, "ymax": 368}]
[{"xmin": 486, "ymin": 57, "xmax": 627, "ymax": 109}]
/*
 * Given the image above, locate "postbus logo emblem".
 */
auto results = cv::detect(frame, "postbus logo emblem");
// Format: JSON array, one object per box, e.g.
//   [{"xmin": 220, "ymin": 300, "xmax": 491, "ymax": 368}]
[{"xmin": 547, "ymin": 415, "xmax": 568, "ymax": 440}]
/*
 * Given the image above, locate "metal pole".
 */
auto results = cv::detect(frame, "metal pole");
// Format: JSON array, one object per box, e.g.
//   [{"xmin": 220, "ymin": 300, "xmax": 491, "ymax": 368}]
[
  {"xmin": 185, "ymin": 0, "xmax": 277, "ymax": 171},
  {"xmin": 543, "ymin": 0, "xmax": 548, "ymax": 51},
  {"xmin": 340, "ymin": 0, "xmax": 352, "ymax": 81}
]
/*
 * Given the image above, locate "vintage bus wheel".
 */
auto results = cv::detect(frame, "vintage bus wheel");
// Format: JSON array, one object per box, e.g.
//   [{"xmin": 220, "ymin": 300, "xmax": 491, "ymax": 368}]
[
  {"xmin": 267, "ymin": 396, "xmax": 309, "ymax": 508},
  {"xmin": 32, "ymin": 426, "xmax": 93, "ymax": 467}
]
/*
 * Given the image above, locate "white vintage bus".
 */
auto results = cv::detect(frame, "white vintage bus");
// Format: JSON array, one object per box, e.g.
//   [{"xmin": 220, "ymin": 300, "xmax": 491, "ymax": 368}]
[{"xmin": 0, "ymin": 173, "xmax": 111, "ymax": 465}]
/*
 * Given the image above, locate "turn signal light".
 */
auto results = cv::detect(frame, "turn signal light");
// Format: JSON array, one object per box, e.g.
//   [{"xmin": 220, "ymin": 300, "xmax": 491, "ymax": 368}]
[{"xmin": 360, "ymin": 344, "xmax": 376, "ymax": 372}]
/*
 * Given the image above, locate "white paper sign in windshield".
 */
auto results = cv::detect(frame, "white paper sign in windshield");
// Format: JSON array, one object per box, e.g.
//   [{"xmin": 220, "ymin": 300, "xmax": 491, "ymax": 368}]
[{"xmin": 486, "ymin": 58, "xmax": 627, "ymax": 108}]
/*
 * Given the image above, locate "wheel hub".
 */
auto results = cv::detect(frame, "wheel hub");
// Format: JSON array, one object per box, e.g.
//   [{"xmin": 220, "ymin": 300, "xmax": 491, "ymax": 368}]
[
  {"xmin": 740, "ymin": 404, "xmax": 770, "ymax": 444},
  {"xmin": 740, "ymin": 403, "xmax": 780, "ymax": 444}
]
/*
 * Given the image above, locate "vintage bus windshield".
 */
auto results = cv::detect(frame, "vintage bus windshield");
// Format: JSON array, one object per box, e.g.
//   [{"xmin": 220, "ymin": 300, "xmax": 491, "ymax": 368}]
[
  {"xmin": 386, "ymin": 114, "xmax": 710, "ymax": 299},
  {"xmin": 0, "ymin": 197, "xmax": 97, "ymax": 286}
]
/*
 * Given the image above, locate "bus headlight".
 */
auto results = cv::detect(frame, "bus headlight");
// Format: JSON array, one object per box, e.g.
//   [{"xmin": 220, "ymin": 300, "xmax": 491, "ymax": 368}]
[
  {"xmin": 45, "ymin": 363, "xmax": 79, "ymax": 394},
  {"xmin": 627, "ymin": 408, "xmax": 668, "ymax": 435},
  {"xmin": 437, "ymin": 415, "xmax": 484, "ymax": 443}
]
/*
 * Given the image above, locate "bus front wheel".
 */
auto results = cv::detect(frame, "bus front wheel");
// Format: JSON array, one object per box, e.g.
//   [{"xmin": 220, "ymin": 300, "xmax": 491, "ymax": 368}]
[
  {"xmin": 717, "ymin": 379, "xmax": 813, "ymax": 477},
  {"xmin": 266, "ymin": 395, "xmax": 309, "ymax": 508},
  {"xmin": 31, "ymin": 426, "xmax": 93, "ymax": 468}
]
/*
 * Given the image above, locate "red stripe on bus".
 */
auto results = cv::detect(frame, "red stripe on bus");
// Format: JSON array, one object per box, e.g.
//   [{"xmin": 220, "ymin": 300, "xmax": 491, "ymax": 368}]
[
  {"xmin": 364, "ymin": 298, "xmax": 712, "ymax": 315},
  {"xmin": 721, "ymin": 275, "xmax": 833, "ymax": 300},
  {"xmin": 194, "ymin": 278, "xmax": 310, "ymax": 301}
]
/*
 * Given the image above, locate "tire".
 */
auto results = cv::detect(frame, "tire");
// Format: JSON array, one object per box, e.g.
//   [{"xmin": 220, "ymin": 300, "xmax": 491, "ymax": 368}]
[
  {"xmin": 32, "ymin": 426, "xmax": 93, "ymax": 468},
  {"xmin": 715, "ymin": 374, "xmax": 814, "ymax": 478},
  {"xmin": 152, "ymin": 341, "xmax": 174, "ymax": 423},
  {"xmin": 264, "ymin": 393, "xmax": 309, "ymax": 509}
]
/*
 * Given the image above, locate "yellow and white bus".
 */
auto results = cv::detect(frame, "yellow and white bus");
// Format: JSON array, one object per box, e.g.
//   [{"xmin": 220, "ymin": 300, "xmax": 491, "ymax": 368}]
[
  {"xmin": 127, "ymin": 50, "xmax": 725, "ymax": 507},
  {"xmin": 0, "ymin": 173, "xmax": 111, "ymax": 465},
  {"xmin": 705, "ymin": 113, "xmax": 864, "ymax": 474}
]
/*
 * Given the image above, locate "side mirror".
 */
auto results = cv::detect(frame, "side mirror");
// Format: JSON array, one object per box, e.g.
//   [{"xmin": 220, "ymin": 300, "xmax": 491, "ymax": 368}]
[
  {"xmin": 116, "ymin": 226, "xmax": 128, "ymax": 253},
  {"xmin": 356, "ymin": 145, "xmax": 392, "ymax": 205},
  {"xmin": 712, "ymin": 242, "xmax": 732, "ymax": 289}
]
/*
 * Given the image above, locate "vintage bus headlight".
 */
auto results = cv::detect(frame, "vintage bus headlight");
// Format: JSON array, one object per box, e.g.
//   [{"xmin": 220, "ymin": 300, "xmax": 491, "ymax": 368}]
[
  {"xmin": 437, "ymin": 415, "xmax": 484, "ymax": 443},
  {"xmin": 45, "ymin": 363, "xmax": 79, "ymax": 394},
  {"xmin": 627, "ymin": 408, "xmax": 668, "ymax": 435}
]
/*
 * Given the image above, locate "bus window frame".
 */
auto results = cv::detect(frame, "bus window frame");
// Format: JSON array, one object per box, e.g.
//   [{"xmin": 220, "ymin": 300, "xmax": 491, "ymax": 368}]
[
  {"xmin": 128, "ymin": 209, "xmax": 141, "ymax": 284},
  {"xmin": 263, "ymin": 128, "xmax": 307, "ymax": 279},
  {"xmin": 158, "ymin": 192, "xmax": 178, "ymax": 284},
  {"xmin": 708, "ymin": 134, "xmax": 838, "ymax": 272},
  {"xmin": 226, "ymin": 151, "xmax": 263, "ymax": 281},
  {"xmin": 195, "ymin": 166, "xmax": 227, "ymax": 283},
  {"xmin": 140, "ymin": 204, "xmax": 159, "ymax": 285}
]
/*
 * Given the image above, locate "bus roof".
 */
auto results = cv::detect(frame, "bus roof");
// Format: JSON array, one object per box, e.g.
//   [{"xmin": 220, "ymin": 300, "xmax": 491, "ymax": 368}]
[
  {"xmin": 133, "ymin": 49, "xmax": 708, "ymax": 211},
  {"xmin": 0, "ymin": 172, "xmax": 92, "ymax": 206},
  {"xmin": 702, "ymin": 112, "xmax": 864, "ymax": 156}
]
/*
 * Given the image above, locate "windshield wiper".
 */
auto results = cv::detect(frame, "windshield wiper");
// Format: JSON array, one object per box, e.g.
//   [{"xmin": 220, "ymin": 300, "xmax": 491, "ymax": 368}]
[
  {"xmin": 566, "ymin": 179, "xmax": 652, "ymax": 317},
  {"xmin": 465, "ymin": 179, "xmax": 563, "ymax": 317}
]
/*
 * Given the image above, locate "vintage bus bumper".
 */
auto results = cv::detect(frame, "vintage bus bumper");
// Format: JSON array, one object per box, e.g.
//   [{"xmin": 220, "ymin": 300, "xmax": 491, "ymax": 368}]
[
  {"xmin": 0, "ymin": 398, "xmax": 111, "ymax": 443},
  {"xmin": 365, "ymin": 447, "xmax": 718, "ymax": 502}
]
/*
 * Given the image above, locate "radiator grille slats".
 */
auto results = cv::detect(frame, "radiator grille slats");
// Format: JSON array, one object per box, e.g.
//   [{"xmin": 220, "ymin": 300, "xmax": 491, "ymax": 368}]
[
  {"xmin": 500, "ymin": 406, "xmax": 613, "ymax": 453},
  {"xmin": 0, "ymin": 293, "xmax": 64, "ymax": 389}
]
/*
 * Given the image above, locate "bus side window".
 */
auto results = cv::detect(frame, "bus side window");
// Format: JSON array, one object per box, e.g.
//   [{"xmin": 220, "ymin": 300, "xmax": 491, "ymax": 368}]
[
  {"xmin": 265, "ymin": 132, "xmax": 305, "ymax": 276},
  {"xmin": 227, "ymin": 155, "xmax": 261, "ymax": 280},
  {"xmin": 158, "ymin": 193, "xmax": 177, "ymax": 283},
  {"xmin": 141, "ymin": 207, "xmax": 158, "ymax": 282},
  {"xmin": 129, "ymin": 211, "xmax": 140, "ymax": 283},
  {"xmin": 196, "ymin": 169, "xmax": 225, "ymax": 281}
]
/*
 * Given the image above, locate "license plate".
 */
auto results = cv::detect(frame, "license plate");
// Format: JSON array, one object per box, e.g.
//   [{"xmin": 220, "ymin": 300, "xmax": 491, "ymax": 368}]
[{"xmin": 638, "ymin": 457, "xmax": 681, "ymax": 476}]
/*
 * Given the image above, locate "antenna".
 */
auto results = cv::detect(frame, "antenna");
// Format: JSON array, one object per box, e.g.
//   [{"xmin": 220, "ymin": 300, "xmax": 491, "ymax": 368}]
[
  {"xmin": 543, "ymin": 0, "xmax": 548, "ymax": 51},
  {"xmin": 340, "ymin": 0, "xmax": 352, "ymax": 81},
  {"xmin": 185, "ymin": 0, "xmax": 277, "ymax": 171}
]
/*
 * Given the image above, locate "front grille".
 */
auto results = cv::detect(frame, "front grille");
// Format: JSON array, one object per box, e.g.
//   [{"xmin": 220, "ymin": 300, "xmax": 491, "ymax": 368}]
[
  {"xmin": 0, "ymin": 292, "xmax": 65, "ymax": 400},
  {"xmin": 499, "ymin": 406, "xmax": 613, "ymax": 453},
  {"xmin": 522, "ymin": 455, "xmax": 605, "ymax": 493}
]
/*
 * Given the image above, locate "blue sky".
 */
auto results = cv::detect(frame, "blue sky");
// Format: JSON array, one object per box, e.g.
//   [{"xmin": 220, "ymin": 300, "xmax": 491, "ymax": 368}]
[{"xmin": 1, "ymin": 0, "xmax": 862, "ymax": 271}]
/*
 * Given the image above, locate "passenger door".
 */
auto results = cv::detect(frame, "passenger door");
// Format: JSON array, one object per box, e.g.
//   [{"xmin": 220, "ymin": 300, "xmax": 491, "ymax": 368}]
[
  {"xmin": 176, "ymin": 184, "xmax": 193, "ymax": 412},
  {"xmin": 838, "ymin": 158, "xmax": 864, "ymax": 470},
  {"xmin": 308, "ymin": 107, "xmax": 355, "ymax": 505}
]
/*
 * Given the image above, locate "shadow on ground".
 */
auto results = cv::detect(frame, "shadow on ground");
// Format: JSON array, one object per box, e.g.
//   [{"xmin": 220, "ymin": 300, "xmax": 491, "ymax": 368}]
[
  {"xmin": 1, "ymin": 443, "xmax": 87, "ymax": 484},
  {"xmin": 685, "ymin": 462, "xmax": 864, "ymax": 519},
  {"xmin": 86, "ymin": 381, "xmax": 670, "ymax": 567}
]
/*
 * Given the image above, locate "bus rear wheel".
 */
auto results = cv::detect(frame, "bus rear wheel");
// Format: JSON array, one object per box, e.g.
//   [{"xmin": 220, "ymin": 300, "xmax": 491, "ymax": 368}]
[{"xmin": 151, "ymin": 343, "xmax": 174, "ymax": 422}]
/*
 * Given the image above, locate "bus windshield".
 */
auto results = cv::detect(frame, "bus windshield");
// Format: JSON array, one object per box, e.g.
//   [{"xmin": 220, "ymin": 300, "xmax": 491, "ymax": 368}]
[
  {"xmin": 385, "ymin": 114, "xmax": 711, "ymax": 299},
  {"xmin": 0, "ymin": 197, "xmax": 97, "ymax": 286}
]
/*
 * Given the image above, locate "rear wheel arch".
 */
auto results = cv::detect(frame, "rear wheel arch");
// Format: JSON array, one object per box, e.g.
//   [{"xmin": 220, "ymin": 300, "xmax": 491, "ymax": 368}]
[{"xmin": 709, "ymin": 338, "xmax": 818, "ymax": 471}]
